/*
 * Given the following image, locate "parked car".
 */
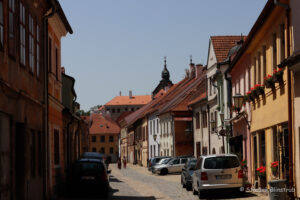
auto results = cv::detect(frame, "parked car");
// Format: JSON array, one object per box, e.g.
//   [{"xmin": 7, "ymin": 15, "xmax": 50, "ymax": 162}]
[
  {"xmin": 82, "ymin": 152, "xmax": 105, "ymax": 160},
  {"xmin": 68, "ymin": 158, "xmax": 110, "ymax": 197},
  {"xmin": 148, "ymin": 156, "xmax": 171, "ymax": 171},
  {"xmin": 181, "ymin": 158, "xmax": 197, "ymax": 190},
  {"xmin": 153, "ymin": 156, "xmax": 194, "ymax": 175},
  {"xmin": 192, "ymin": 154, "xmax": 243, "ymax": 198},
  {"xmin": 151, "ymin": 157, "xmax": 173, "ymax": 173}
]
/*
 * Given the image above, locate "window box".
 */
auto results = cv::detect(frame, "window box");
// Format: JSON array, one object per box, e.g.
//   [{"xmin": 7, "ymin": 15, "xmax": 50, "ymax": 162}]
[
  {"xmin": 272, "ymin": 68, "xmax": 283, "ymax": 83},
  {"xmin": 254, "ymin": 84, "xmax": 265, "ymax": 96}
]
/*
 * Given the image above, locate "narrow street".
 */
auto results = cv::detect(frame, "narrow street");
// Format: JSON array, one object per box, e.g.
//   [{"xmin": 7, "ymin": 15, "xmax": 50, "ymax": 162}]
[{"xmin": 61, "ymin": 164, "xmax": 269, "ymax": 200}]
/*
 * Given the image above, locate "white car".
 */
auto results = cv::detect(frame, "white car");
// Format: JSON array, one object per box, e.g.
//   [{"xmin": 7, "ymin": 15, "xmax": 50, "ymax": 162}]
[
  {"xmin": 192, "ymin": 154, "xmax": 244, "ymax": 198},
  {"xmin": 153, "ymin": 157, "xmax": 193, "ymax": 175}
]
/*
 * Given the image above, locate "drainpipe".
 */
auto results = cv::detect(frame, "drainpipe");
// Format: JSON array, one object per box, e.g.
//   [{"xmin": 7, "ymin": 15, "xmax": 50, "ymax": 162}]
[
  {"xmin": 43, "ymin": 3, "xmax": 57, "ymax": 199},
  {"xmin": 207, "ymin": 104, "xmax": 211, "ymax": 154},
  {"xmin": 274, "ymin": 1, "xmax": 294, "ymax": 197}
]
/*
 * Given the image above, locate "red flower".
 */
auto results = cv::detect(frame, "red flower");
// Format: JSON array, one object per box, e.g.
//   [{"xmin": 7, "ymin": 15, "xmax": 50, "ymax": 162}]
[
  {"xmin": 271, "ymin": 161, "xmax": 279, "ymax": 167},
  {"xmin": 247, "ymin": 91, "xmax": 251, "ymax": 95}
]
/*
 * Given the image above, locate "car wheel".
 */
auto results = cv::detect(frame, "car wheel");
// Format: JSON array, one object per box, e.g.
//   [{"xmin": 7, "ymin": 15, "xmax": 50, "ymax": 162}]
[
  {"xmin": 160, "ymin": 168, "xmax": 168, "ymax": 175},
  {"xmin": 198, "ymin": 190, "xmax": 206, "ymax": 199}
]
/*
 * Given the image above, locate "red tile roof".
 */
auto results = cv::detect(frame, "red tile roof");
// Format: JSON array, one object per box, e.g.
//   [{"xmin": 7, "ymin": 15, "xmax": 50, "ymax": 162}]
[
  {"xmin": 211, "ymin": 36, "xmax": 246, "ymax": 62},
  {"xmin": 188, "ymin": 92, "xmax": 207, "ymax": 106},
  {"xmin": 105, "ymin": 95, "xmax": 151, "ymax": 106},
  {"xmin": 90, "ymin": 114, "xmax": 120, "ymax": 135},
  {"xmin": 159, "ymin": 73, "xmax": 207, "ymax": 114}
]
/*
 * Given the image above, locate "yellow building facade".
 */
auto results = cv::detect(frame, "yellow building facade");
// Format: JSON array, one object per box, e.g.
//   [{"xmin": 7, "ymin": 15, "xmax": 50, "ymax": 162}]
[{"xmin": 245, "ymin": 1, "xmax": 292, "ymax": 188}]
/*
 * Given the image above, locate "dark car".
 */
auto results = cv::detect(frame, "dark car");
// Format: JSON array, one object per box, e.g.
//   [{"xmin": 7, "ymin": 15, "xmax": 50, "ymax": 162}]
[
  {"xmin": 82, "ymin": 152, "xmax": 105, "ymax": 160},
  {"xmin": 148, "ymin": 156, "xmax": 171, "ymax": 171},
  {"xmin": 181, "ymin": 158, "xmax": 197, "ymax": 190},
  {"xmin": 68, "ymin": 158, "xmax": 110, "ymax": 197}
]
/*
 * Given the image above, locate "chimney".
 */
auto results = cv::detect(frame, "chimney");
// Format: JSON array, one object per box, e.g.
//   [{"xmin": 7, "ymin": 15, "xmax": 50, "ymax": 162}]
[
  {"xmin": 189, "ymin": 63, "xmax": 195, "ymax": 78},
  {"xmin": 196, "ymin": 64, "xmax": 203, "ymax": 78},
  {"xmin": 119, "ymin": 91, "xmax": 122, "ymax": 96},
  {"xmin": 129, "ymin": 90, "xmax": 133, "ymax": 99}
]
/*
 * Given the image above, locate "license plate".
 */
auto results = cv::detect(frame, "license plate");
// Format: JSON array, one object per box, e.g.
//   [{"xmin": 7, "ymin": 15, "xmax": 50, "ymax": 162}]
[
  {"xmin": 216, "ymin": 174, "xmax": 232, "ymax": 179},
  {"xmin": 81, "ymin": 176, "xmax": 95, "ymax": 180}
]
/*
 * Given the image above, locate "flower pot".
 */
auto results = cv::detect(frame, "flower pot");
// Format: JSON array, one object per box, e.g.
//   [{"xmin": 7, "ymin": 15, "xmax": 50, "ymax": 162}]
[
  {"xmin": 264, "ymin": 79, "xmax": 275, "ymax": 88},
  {"xmin": 272, "ymin": 72, "xmax": 283, "ymax": 83},
  {"xmin": 257, "ymin": 88, "xmax": 265, "ymax": 96},
  {"xmin": 259, "ymin": 176, "xmax": 267, "ymax": 188}
]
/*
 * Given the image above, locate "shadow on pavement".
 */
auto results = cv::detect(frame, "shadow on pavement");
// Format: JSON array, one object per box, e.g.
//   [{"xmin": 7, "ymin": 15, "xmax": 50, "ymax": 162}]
[
  {"xmin": 111, "ymin": 196, "xmax": 156, "ymax": 200},
  {"xmin": 109, "ymin": 177, "xmax": 123, "ymax": 183}
]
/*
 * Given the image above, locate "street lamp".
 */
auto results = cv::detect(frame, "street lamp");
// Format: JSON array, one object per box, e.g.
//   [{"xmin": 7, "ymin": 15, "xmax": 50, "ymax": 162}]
[
  {"xmin": 233, "ymin": 93, "xmax": 244, "ymax": 112},
  {"xmin": 153, "ymin": 134, "xmax": 157, "ymax": 142},
  {"xmin": 232, "ymin": 93, "xmax": 251, "ymax": 130}
]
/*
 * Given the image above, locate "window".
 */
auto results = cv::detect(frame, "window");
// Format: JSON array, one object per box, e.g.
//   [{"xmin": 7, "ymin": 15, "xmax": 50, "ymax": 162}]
[
  {"xmin": 31, "ymin": 130, "xmax": 36, "ymax": 177},
  {"xmin": 150, "ymin": 121, "xmax": 152, "ymax": 135},
  {"xmin": 273, "ymin": 127, "xmax": 279, "ymax": 161},
  {"xmin": 101, "ymin": 136, "xmax": 105, "ymax": 142},
  {"xmin": 280, "ymin": 24, "xmax": 285, "ymax": 62},
  {"xmin": 202, "ymin": 111, "xmax": 207, "ymax": 128},
  {"xmin": 109, "ymin": 136, "xmax": 113, "ymax": 142},
  {"xmin": 273, "ymin": 33, "xmax": 277, "ymax": 70},
  {"xmin": 55, "ymin": 47, "xmax": 58, "ymax": 80},
  {"xmin": 48, "ymin": 38, "xmax": 52, "ymax": 72},
  {"xmin": 209, "ymin": 78, "xmax": 212, "ymax": 96},
  {"xmin": 157, "ymin": 119, "xmax": 159, "ymax": 133},
  {"xmin": 101, "ymin": 147, "xmax": 105, "ymax": 154},
  {"xmin": 36, "ymin": 25, "xmax": 40, "ymax": 77},
  {"xmin": 92, "ymin": 147, "xmax": 96, "ymax": 152},
  {"xmin": 196, "ymin": 112, "xmax": 200, "ymax": 129},
  {"xmin": 253, "ymin": 57, "xmax": 257, "ymax": 85},
  {"xmin": 0, "ymin": 0, "xmax": 3, "ymax": 48},
  {"xmin": 117, "ymin": 108, "xmax": 120, "ymax": 113},
  {"xmin": 92, "ymin": 136, "xmax": 96, "ymax": 142},
  {"xmin": 20, "ymin": 2, "xmax": 26, "ymax": 65},
  {"xmin": 153, "ymin": 145, "xmax": 156, "ymax": 157},
  {"xmin": 112, "ymin": 108, "xmax": 115, "ymax": 113},
  {"xmin": 257, "ymin": 52, "xmax": 261, "ymax": 84},
  {"xmin": 29, "ymin": 15, "xmax": 34, "ymax": 72},
  {"xmin": 150, "ymin": 145, "xmax": 152, "ymax": 158},
  {"xmin": 248, "ymin": 67, "xmax": 251, "ymax": 91},
  {"xmin": 9, "ymin": 0, "xmax": 15, "ymax": 56},
  {"xmin": 262, "ymin": 46, "xmax": 266, "ymax": 80},
  {"xmin": 131, "ymin": 108, "xmax": 134, "ymax": 111},
  {"xmin": 153, "ymin": 120, "xmax": 155, "ymax": 134},
  {"xmin": 54, "ymin": 129, "xmax": 60, "ymax": 165},
  {"xmin": 109, "ymin": 147, "xmax": 113, "ymax": 154}
]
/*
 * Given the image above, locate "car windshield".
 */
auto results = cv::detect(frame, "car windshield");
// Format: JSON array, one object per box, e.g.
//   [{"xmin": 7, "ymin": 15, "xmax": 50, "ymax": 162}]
[
  {"xmin": 204, "ymin": 156, "xmax": 240, "ymax": 169},
  {"xmin": 159, "ymin": 158, "xmax": 171, "ymax": 164}
]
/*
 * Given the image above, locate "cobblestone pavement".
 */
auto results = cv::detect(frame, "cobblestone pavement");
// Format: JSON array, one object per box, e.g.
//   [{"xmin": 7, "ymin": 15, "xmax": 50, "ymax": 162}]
[
  {"xmin": 60, "ymin": 164, "xmax": 269, "ymax": 200},
  {"xmin": 109, "ymin": 164, "xmax": 269, "ymax": 200}
]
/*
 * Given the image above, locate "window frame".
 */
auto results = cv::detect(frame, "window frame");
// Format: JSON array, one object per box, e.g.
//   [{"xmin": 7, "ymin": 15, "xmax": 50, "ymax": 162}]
[
  {"xmin": 19, "ymin": 1, "xmax": 26, "ymax": 66},
  {"xmin": 29, "ymin": 14, "xmax": 35, "ymax": 73},
  {"xmin": 36, "ymin": 24, "xmax": 40, "ymax": 78},
  {"xmin": 54, "ymin": 129, "xmax": 60, "ymax": 165},
  {"xmin": 8, "ymin": 0, "xmax": 16, "ymax": 57},
  {"xmin": 0, "ymin": 0, "xmax": 4, "ymax": 50}
]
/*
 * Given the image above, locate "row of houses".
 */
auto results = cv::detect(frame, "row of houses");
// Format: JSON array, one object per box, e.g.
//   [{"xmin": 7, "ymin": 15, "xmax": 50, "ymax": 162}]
[
  {"xmin": 0, "ymin": 0, "xmax": 88, "ymax": 199},
  {"xmin": 117, "ymin": 0, "xmax": 300, "ymax": 198}
]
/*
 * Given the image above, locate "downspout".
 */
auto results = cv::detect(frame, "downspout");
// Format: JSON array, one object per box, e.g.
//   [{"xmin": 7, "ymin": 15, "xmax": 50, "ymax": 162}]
[
  {"xmin": 43, "ymin": 4, "xmax": 57, "ymax": 199},
  {"xmin": 207, "ymin": 104, "xmax": 211, "ymax": 154},
  {"xmin": 274, "ymin": 1, "xmax": 294, "ymax": 197},
  {"xmin": 224, "ymin": 65, "xmax": 232, "ymax": 155}
]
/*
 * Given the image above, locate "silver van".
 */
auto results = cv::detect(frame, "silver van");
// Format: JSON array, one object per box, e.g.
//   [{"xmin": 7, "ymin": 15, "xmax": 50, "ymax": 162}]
[
  {"xmin": 153, "ymin": 157, "xmax": 194, "ymax": 175},
  {"xmin": 192, "ymin": 154, "xmax": 244, "ymax": 197}
]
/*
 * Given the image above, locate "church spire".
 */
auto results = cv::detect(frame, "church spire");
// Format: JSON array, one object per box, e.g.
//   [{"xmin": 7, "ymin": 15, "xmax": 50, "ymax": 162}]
[{"xmin": 162, "ymin": 56, "xmax": 170, "ymax": 81}]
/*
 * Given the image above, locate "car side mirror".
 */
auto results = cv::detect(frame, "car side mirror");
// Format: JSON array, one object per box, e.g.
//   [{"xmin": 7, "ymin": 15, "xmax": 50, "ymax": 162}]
[{"xmin": 107, "ymin": 169, "xmax": 111, "ymax": 174}]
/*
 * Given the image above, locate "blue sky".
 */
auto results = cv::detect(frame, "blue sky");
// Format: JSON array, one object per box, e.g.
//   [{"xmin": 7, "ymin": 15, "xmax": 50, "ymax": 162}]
[{"xmin": 60, "ymin": 0, "xmax": 268, "ymax": 111}]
